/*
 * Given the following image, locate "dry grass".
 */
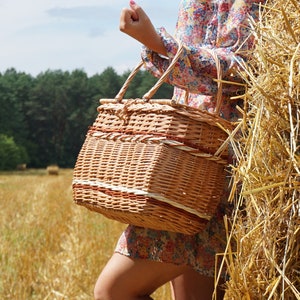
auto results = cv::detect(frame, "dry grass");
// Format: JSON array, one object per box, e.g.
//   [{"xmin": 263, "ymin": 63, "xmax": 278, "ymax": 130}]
[
  {"xmin": 221, "ymin": 0, "xmax": 300, "ymax": 299},
  {"xmin": 0, "ymin": 169, "xmax": 171, "ymax": 299}
]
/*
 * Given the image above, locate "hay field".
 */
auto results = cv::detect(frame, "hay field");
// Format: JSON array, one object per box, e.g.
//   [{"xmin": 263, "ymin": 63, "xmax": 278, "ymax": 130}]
[{"xmin": 0, "ymin": 169, "xmax": 171, "ymax": 299}]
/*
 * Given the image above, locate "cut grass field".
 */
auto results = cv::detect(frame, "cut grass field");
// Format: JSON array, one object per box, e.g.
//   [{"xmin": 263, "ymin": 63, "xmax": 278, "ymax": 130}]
[{"xmin": 0, "ymin": 169, "xmax": 171, "ymax": 299}]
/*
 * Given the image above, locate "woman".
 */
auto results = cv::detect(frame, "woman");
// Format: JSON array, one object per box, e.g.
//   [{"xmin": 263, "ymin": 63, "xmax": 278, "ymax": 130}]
[{"xmin": 94, "ymin": 1, "xmax": 265, "ymax": 299}]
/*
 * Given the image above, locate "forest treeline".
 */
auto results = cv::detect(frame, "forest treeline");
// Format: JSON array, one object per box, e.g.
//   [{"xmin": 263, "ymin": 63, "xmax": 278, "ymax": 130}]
[{"xmin": 0, "ymin": 67, "xmax": 173, "ymax": 170}]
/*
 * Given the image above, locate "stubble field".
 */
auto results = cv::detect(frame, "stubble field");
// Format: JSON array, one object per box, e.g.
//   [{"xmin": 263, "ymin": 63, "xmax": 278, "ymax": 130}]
[{"xmin": 0, "ymin": 169, "xmax": 171, "ymax": 299}]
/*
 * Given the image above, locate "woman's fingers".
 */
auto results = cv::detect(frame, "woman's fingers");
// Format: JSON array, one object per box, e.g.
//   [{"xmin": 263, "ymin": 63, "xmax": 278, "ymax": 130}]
[
  {"xmin": 119, "ymin": 3, "xmax": 151, "ymax": 38},
  {"xmin": 119, "ymin": 1, "xmax": 144, "ymax": 33},
  {"xmin": 119, "ymin": 1, "xmax": 167, "ymax": 55},
  {"xmin": 129, "ymin": 1, "xmax": 139, "ymax": 21},
  {"xmin": 119, "ymin": 8, "xmax": 134, "ymax": 32}
]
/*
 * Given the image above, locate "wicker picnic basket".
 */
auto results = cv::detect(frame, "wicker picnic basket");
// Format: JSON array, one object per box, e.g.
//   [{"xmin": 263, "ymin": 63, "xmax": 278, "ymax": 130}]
[{"xmin": 72, "ymin": 46, "xmax": 233, "ymax": 234}]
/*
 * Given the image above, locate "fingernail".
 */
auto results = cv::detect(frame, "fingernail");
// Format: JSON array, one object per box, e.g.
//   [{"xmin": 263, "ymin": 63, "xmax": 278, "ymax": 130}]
[{"xmin": 130, "ymin": 0, "xmax": 136, "ymax": 5}]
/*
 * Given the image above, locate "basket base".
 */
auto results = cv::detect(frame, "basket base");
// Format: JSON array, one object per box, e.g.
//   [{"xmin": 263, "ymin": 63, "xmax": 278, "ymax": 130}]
[{"xmin": 73, "ymin": 186, "xmax": 209, "ymax": 235}]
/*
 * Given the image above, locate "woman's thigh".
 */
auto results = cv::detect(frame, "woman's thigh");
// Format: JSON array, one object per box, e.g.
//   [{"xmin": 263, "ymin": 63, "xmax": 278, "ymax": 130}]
[{"xmin": 94, "ymin": 252, "xmax": 188, "ymax": 300}]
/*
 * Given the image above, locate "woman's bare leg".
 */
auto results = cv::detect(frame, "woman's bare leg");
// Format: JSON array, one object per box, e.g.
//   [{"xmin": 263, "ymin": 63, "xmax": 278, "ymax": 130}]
[
  {"xmin": 94, "ymin": 252, "xmax": 188, "ymax": 300},
  {"xmin": 171, "ymin": 268, "xmax": 225, "ymax": 300}
]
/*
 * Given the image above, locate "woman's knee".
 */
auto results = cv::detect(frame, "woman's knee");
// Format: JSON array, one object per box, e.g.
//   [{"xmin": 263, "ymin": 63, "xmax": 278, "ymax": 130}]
[
  {"xmin": 94, "ymin": 279, "xmax": 153, "ymax": 300},
  {"xmin": 94, "ymin": 253, "xmax": 185, "ymax": 300},
  {"xmin": 93, "ymin": 253, "xmax": 153, "ymax": 300},
  {"xmin": 93, "ymin": 273, "xmax": 113, "ymax": 300},
  {"xmin": 93, "ymin": 288, "xmax": 108, "ymax": 300},
  {"xmin": 93, "ymin": 256, "xmax": 123, "ymax": 300}
]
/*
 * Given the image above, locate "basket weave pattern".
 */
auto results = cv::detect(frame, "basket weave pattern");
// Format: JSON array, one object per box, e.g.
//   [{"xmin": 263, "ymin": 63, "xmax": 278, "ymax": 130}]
[
  {"xmin": 73, "ymin": 46, "xmax": 233, "ymax": 234},
  {"xmin": 73, "ymin": 99, "xmax": 232, "ymax": 234}
]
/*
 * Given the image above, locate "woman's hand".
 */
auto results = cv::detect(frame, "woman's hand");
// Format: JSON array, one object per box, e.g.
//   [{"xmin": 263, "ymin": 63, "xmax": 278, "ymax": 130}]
[{"xmin": 119, "ymin": 1, "xmax": 167, "ymax": 56}]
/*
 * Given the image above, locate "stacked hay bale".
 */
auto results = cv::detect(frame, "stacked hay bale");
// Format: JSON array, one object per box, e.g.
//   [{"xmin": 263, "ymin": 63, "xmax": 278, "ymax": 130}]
[{"xmin": 222, "ymin": 0, "xmax": 300, "ymax": 299}]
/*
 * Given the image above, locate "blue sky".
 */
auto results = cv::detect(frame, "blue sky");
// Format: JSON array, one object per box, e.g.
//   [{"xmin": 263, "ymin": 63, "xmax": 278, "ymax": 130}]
[{"xmin": 0, "ymin": 0, "xmax": 179, "ymax": 76}]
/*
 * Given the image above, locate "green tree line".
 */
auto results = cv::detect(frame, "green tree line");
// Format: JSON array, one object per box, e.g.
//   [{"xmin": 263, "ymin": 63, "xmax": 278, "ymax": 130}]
[{"xmin": 0, "ymin": 67, "xmax": 173, "ymax": 170}]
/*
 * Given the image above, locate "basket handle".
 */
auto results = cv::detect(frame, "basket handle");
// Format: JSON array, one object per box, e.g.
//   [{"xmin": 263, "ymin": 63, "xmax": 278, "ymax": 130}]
[
  {"xmin": 114, "ymin": 60, "xmax": 144, "ymax": 102},
  {"xmin": 114, "ymin": 45, "xmax": 223, "ymax": 115},
  {"xmin": 114, "ymin": 44, "xmax": 184, "ymax": 102}
]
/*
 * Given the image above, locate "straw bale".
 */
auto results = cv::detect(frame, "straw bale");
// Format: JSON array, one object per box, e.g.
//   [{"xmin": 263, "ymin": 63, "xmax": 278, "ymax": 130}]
[
  {"xmin": 47, "ymin": 165, "xmax": 59, "ymax": 175},
  {"xmin": 218, "ymin": 1, "xmax": 300, "ymax": 299},
  {"xmin": 16, "ymin": 164, "xmax": 27, "ymax": 171}
]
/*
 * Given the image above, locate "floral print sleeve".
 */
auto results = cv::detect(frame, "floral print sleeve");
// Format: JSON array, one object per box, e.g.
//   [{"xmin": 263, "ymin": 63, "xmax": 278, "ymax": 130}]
[{"xmin": 142, "ymin": 0, "xmax": 265, "ymax": 96}]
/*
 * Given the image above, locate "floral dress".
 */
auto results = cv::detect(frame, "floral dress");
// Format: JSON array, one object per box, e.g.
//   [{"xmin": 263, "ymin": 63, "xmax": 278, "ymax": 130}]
[{"xmin": 115, "ymin": 0, "xmax": 265, "ymax": 277}]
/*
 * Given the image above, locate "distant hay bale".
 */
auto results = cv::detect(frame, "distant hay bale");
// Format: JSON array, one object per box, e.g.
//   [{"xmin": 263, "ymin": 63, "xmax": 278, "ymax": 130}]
[
  {"xmin": 219, "ymin": 1, "xmax": 300, "ymax": 299},
  {"xmin": 16, "ymin": 164, "xmax": 27, "ymax": 171},
  {"xmin": 47, "ymin": 165, "xmax": 59, "ymax": 175}
]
